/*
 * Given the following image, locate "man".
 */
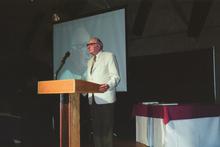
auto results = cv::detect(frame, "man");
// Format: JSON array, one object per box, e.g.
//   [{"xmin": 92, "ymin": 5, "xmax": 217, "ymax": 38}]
[{"xmin": 86, "ymin": 37, "xmax": 120, "ymax": 147}]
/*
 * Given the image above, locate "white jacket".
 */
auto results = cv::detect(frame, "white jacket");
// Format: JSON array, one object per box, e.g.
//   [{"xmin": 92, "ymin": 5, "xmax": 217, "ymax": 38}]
[{"xmin": 86, "ymin": 51, "xmax": 120, "ymax": 104}]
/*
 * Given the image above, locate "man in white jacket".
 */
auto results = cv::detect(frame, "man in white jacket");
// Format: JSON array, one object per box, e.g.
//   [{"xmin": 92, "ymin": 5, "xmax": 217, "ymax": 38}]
[{"xmin": 86, "ymin": 37, "xmax": 120, "ymax": 147}]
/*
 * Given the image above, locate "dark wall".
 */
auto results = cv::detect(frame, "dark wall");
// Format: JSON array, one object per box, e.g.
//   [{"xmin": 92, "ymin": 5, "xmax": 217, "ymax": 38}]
[{"xmin": 127, "ymin": 48, "xmax": 215, "ymax": 103}]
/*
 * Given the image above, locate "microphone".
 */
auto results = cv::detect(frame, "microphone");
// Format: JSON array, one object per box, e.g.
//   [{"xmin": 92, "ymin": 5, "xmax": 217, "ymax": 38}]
[
  {"xmin": 54, "ymin": 51, "xmax": 70, "ymax": 80},
  {"xmin": 61, "ymin": 51, "xmax": 70, "ymax": 63}
]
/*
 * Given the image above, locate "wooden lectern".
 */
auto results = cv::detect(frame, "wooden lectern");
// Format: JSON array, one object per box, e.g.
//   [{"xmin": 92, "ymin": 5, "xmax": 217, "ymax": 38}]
[{"xmin": 37, "ymin": 79, "xmax": 101, "ymax": 147}]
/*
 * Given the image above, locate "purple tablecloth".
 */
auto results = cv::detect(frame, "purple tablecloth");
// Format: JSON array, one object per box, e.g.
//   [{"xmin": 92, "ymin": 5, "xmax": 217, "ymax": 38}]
[{"xmin": 133, "ymin": 103, "xmax": 220, "ymax": 124}]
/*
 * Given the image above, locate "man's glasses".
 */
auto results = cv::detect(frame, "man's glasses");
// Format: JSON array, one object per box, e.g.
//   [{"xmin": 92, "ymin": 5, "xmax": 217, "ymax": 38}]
[{"xmin": 86, "ymin": 42, "xmax": 97, "ymax": 47}]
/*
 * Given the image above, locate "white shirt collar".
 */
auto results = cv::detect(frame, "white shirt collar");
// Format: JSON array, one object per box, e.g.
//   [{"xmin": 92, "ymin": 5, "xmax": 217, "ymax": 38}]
[{"xmin": 94, "ymin": 50, "xmax": 103, "ymax": 60}]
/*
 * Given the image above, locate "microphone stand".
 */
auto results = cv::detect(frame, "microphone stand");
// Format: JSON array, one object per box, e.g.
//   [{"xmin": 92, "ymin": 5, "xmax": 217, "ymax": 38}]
[
  {"xmin": 54, "ymin": 54, "xmax": 69, "ymax": 147},
  {"xmin": 54, "ymin": 54, "xmax": 69, "ymax": 110},
  {"xmin": 54, "ymin": 51, "xmax": 70, "ymax": 80},
  {"xmin": 51, "ymin": 58, "xmax": 66, "ymax": 146},
  {"xmin": 54, "ymin": 61, "xmax": 65, "ymax": 80}
]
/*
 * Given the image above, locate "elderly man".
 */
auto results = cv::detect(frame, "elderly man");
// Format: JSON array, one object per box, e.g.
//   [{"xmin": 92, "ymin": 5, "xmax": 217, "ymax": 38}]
[{"xmin": 86, "ymin": 37, "xmax": 120, "ymax": 147}]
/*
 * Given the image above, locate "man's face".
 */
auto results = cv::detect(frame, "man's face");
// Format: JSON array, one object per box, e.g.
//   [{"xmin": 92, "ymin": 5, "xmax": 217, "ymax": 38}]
[{"xmin": 87, "ymin": 39, "xmax": 101, "ymax": 55}]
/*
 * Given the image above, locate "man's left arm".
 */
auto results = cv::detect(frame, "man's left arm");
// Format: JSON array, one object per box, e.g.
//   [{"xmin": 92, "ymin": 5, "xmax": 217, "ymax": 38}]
[{"xmin": 106, "ymin": 54, "xmax": 120, "ymax": 90}]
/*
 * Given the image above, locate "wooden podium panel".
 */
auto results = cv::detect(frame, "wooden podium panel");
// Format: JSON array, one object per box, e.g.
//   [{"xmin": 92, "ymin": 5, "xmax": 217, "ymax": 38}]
[
  {"xmin": 37, "ymin": 79, "xmax": 101, "ymax": 147},
  {"xmin": 38, "ymin": 79, "xmax": 100, "ymax": 94}
]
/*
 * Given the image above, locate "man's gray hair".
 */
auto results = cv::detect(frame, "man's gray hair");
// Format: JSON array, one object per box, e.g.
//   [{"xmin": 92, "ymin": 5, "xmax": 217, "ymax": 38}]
[{"xmin": 92, "ymin": 37, "xmax": 103, "ymax": 50}]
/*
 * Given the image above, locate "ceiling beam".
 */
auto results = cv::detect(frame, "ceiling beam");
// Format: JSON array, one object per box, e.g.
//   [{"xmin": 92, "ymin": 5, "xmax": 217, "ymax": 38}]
[
  {"xmin": 170, "ymin": 0, "xmax": 188, "ymax": 25},
  {"xmin": 187, "ymin": 0, "xmax": 213, "ymax": 38},
  {"xmin": 132, "ymin": 0, "xmax": 153, "ymax": 36}
]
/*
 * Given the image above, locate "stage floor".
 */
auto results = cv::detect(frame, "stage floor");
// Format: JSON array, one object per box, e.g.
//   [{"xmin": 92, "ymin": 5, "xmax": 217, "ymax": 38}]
[{"xmin": 81, "ymin": 138, "xmax": 147, "ymax": 147}]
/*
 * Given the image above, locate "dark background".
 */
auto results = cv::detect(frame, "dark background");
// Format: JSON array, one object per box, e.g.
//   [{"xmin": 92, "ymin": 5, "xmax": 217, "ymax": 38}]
[
  {"xmin": 128, "ymin": 48, "xmax": 215, "ymax": 103},
  {"xmin": 0, "ymin": 0, "xmax": 219, "ymax": 146}
]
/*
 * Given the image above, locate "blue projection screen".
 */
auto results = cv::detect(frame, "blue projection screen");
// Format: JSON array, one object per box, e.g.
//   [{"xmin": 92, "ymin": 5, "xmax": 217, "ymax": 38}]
[{"xmin": 53, "ymin": 8, "xmax": 127, "ymax": 91}]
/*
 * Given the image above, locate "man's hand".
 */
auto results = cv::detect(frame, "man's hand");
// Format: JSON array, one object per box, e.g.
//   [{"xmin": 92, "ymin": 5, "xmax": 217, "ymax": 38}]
[{"xmin": 99, "ymin": 84, "xmax": 109, "ymax": 92}]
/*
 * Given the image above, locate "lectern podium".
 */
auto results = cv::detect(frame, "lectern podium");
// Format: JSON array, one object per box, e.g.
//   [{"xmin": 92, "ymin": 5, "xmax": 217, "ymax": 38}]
[{"xmin": 38, "ymin": 79, "xmax": 101, "ymax": 147}]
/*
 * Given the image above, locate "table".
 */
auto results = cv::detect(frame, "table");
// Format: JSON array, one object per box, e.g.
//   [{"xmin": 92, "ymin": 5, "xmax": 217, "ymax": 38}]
[{"xmin": 133, "ymin": 103, "xmax": 220, "ymax": 147}]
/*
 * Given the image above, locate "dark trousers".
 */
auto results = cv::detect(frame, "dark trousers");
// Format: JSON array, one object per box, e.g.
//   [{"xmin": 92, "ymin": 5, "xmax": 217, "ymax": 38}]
[{"xmin": 90, "ymin": 100, "xmax": 114, "ymax": 147}]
